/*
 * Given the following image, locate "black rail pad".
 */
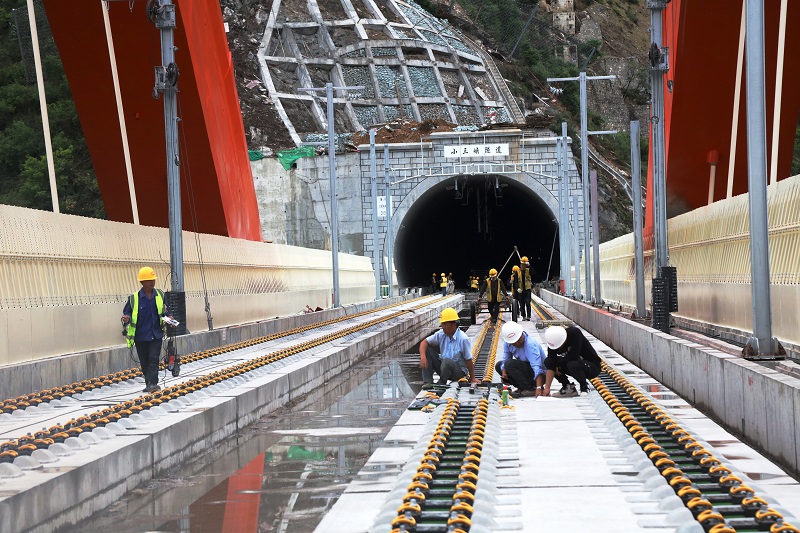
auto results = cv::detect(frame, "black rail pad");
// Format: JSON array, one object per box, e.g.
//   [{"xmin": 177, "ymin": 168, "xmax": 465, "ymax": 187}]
[
  {"xmin": 407, "ymin": 397, "xmax": 450, "ymax": 410},
  {"xmin": 536, "ymin": 319, "xmax": 574, "ymax": 329}
]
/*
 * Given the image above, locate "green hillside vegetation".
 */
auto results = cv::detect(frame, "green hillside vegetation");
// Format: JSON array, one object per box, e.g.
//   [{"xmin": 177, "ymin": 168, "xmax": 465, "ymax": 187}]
[{"xmin": 0, "ymin": 0, "xmax": 104, "ymax": 218}]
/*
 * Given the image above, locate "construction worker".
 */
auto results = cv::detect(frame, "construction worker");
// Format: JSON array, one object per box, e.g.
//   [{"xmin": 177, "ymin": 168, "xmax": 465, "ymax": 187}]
[
  {"xmin": 510, "ymin": 265, "xmax": 522, "ymax": 322},
  {"xmin": 420, "ymin": 308, "xmax": 478, "ymax": 389},
  {"xmin": 497, "ymin": 321, "xmax": 547, "ymax": 396},
  {"xmin": 447, "ymin": 272, "xmax": 455, "ymax": 294},
  {"xmin": 431, "ymin": 273, "xmax": 438, "ymax": 295},
  {"xmin": 518, "ymin": 256, "xmax": 534, "ymax": 321},
  {"xmin": 440, "ymin": 272, "xmax": 448, "ymax": 297},
  {"xmin": 470, "ymin": 276, "xmax": 479, "ymax": 292},
  {"xmin": 478, "ymin": 268, "xmax": 507, "ymax": 324},
  {"xmin": 542, "ymin": 325, "xmax": 601, "ymax": 397},
  {"xmin": 121, "ymin": 267, "xmax": 173, "ymax": 393}
]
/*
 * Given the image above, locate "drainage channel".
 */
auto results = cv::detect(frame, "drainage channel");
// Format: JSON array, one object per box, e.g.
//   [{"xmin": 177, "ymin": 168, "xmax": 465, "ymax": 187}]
[
  {"xmin": 594, "ymin": 363, "xmax": 800, "ymax": 533},
  {"xmin": 68, "ymin": 352, "xmax": 423, "ymax": 533}
]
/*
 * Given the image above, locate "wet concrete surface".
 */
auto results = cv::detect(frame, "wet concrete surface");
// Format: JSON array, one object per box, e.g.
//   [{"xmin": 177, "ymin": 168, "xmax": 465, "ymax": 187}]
[{"xmin": 66, "ymin": 350, "xmax": 424, "ymax": 533}]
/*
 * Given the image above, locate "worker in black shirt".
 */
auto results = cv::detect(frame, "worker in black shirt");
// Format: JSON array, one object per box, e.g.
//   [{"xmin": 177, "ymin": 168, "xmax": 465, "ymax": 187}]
[{"xmin": 541, "ymin": 325, "xmax": 601, "ymax": 396}]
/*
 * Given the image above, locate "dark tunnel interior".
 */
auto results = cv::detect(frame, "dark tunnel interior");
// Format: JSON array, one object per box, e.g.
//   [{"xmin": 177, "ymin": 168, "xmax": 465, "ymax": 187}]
[{"xmin": 393, "ymin": 175, "xmax": 559, "ymax": 290}]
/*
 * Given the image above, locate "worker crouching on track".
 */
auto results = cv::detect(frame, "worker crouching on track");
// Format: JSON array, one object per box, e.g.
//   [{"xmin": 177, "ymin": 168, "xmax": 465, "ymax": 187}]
[
  {"xmin": 121, "ymin": 267, "xmax": 174, "ymax": 393},
  {"xmin": 496, "ymin": 322, "xmax": 546, "ymax": 397},
  {"xmin": 478, "ymin": 268, "xmax": 507, "ymax": 324},
  {"xmin": 420, "ymin": 308, "xmax": 479, "ymax": 390},
  {"xmin": 542, "ymin": 325, "xmax": 602, "ymax": 397}
]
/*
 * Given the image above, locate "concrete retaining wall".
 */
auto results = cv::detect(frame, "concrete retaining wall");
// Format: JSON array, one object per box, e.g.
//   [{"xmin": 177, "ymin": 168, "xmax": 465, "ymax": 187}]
[
  {"xmin": 0, "ymin": 295, "xmax": 454, "ymax": 533},
  {"xmin": 541, "ymin": 290, "xmax": 800, "ymax": 478}
]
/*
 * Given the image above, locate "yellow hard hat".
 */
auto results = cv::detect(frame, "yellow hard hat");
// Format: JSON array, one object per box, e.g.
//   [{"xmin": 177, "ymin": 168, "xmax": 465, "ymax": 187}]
[
  {"xmin": 441, "ymin": 272, "xmax": 446, "ymax": 276},
  {"xmin": 521, "ymin": 256, "xmax": 529, "ymax": 263},
  {"xmin": 512, "ymin": 265, "xmax": 521, "ymax": 272},
  {"xmin": 489, "ymin": 268, "xmax": 498, "ymax": 276},
  {"xmin": 440, "ymin": 308, "xmax": 460, "ymax": 323},
  {"xmin": 137, "ymin": 267, "xmax": 157, "ymax": 281}
]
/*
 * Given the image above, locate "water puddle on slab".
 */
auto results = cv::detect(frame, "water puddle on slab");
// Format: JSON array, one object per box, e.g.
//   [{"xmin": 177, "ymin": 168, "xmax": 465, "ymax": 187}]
[{"xmin": 69, "ymin": 353, "xmax": 422, "ymax": 533}]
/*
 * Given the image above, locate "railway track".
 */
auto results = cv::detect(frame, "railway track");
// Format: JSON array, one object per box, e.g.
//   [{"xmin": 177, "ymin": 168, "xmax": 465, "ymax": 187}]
[{"xmin": 0, "ymin": 295, "xmax": 439, "ymax": 464}]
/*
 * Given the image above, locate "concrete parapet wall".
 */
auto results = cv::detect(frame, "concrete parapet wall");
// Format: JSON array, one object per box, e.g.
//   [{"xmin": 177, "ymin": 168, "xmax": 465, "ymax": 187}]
[
  {"xmin": 0, "ymin": 204, "xmax": 375, "ymax": 368},
  {"xmin": 0, "ymin": 295, "xmax": 455, "ymax": 533},
  {"xmin": 0, "ymin": 293, "xmax": 421, "ymax": 400},
  {"xmin": 595, "ymin": 173, "xmax": 800, "ymax": 348},
  {"xmin": 541, "ymin": 290, "xmax": 800, "ymax": 478}
]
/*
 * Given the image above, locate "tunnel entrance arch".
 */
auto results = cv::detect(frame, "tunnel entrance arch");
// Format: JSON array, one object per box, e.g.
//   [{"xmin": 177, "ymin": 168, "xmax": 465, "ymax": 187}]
[{"xmin": 387, "ymin": 173, "xmax": 561, "ymax": 290}]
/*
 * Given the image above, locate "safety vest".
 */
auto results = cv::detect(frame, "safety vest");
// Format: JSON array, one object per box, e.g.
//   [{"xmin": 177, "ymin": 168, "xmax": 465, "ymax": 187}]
[
  {"xmin": 483, "ymin": 279, "xmax": 504, "ymax": 302},
  {"xmin": 520, "ymin": 268, "xmax": 532, "ymax": 290},
  {"xmin": 440, "ymin": 275, "xmax": 448, "ymax": 288},
  {"xmin": 470, "ymin": 277, "xmax": 479, "ymax": 289},
  {"xmin": 126, "ymin": 289, "xmax": 166, "ymax": 348}
]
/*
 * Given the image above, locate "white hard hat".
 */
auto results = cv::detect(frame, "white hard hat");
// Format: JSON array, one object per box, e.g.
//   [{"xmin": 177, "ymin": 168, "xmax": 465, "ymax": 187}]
[
  {"xmin": 501, "ymin": 321, "xmax": 524, "ymax": 344},
  {"xmin": 544, "ymin": 326, "xmax": 567, "ymax": 349}
]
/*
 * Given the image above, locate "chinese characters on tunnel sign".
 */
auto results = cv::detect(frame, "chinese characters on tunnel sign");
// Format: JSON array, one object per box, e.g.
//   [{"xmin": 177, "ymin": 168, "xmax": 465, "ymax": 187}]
[{"xmin": 444, "ymin": 144, "xmax": 510, "ymax": 158}]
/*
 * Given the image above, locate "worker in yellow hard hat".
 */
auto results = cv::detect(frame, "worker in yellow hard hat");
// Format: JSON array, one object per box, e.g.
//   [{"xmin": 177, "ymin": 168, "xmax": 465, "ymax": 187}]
[
  {"xmin": 440, "ymin": 272, "xmax": 448, "ymax": 297},
  {"xmin": 478, "ymin": 268, "xmax": 508, "ymax": 324},
  {"xmin": 510, "ymin": 265, "xmax": 522, "ymax": 322},
  {"xmin": 419, "ymin": 308, "xmax": 478, "ymax": 389},
  {"xmin": 121, "ymin": 267, "xmax": 174, "ymax": 394},
  {"xmin": 518, "ymin": 256, "xmax": 535, "ymax": 321}
]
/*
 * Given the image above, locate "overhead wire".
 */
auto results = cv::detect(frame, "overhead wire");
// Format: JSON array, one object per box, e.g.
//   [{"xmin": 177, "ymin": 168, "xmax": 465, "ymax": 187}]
[{"xmin": 176, "ymin": 91, "xmax": 213, "ymax": 331}]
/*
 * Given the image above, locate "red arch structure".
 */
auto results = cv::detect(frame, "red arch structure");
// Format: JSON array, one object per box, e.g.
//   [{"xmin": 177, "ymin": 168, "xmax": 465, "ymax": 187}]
[
  {"xmin": 650, "ymin": 0, "xmax": 800, "ymax": 223},
  {"xmin": 41, "ymin": 0, "xmax": 262, "ymax": 241}
]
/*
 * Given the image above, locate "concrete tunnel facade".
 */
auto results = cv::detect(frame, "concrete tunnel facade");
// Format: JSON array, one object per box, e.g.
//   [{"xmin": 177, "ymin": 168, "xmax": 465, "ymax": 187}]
[
  {"xmin": 389, "ymin": 173, "xmax": 561, "ymax": 289},
  {"xmin": 252, "ymin": 130, "xmax": 582, "ymax": 291}
]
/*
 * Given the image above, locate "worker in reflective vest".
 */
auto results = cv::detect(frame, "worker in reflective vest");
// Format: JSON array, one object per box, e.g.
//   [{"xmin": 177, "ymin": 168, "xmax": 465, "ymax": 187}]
[
  {"xmin": 121, "ymin": 266, "xmax": 172, "ymax": 394},
  {"xmin": 440, "ymin": 272, "xmax": 448, "ymax": 297},
  {"xmin": 519, "ymin": 256, "xmax": 534, "ymax": 321},
  {"xmin": 478, "ymin": 268, "xmax": 507, "ymax": 324}
]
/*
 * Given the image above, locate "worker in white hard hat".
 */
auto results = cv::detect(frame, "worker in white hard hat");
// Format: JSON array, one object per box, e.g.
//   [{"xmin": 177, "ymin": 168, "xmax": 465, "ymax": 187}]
[
  {"xmin": 496, "ymin": 322, "xmax": 547, "ymax": 397},
  {"xmin": 541, "ymin": 325, "xmax": 602, "ymax": 397},
  {"xmin": 478, "ymin": 268, "xmax": 508, "ymax": 324},
  {"xmin": 420, "ymin": 308, "xmax": 478, "ymax": 389},
  {"xmin": 121, "ymin": 267, "xmax": 174, "ymax": 394}
]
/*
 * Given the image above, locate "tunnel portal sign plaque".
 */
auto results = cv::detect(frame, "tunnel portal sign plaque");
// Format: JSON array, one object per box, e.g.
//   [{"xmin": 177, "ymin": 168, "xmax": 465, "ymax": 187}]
[{"xmin": 444, "ymin": 143, "xmax": 509, "ymax": 158}]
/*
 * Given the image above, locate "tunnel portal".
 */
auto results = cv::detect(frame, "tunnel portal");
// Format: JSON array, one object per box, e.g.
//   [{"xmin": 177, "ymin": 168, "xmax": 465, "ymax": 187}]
[{"xmin": 393, "ymin": 175, "xmax": 559, "ymax": 290}]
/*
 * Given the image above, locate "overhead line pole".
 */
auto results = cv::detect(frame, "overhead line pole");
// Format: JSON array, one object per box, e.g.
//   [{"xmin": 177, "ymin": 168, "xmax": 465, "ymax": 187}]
[
  {"xmin": 548, "ymin": 73, "xmax": 616, "ymax": 302},
  {"xmin": 385, "ymin": 146, "xmax": 393, "ymax": 297},
  {"xmin": 299, "ymin": 82, "xmax": 364, "ymax": 307},
  {"xmin": 743, "ymin": 0, "xmax": 779, "ymax": 357},
  {"xmin": 370, "ymin": 129, "xmax": 380, "ymax": 300}
]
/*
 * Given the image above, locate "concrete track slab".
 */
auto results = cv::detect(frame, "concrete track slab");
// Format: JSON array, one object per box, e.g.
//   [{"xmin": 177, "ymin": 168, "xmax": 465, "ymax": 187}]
[{"xmin": 320, "ymin": 308, "xmax": 800, "ymax": 533}]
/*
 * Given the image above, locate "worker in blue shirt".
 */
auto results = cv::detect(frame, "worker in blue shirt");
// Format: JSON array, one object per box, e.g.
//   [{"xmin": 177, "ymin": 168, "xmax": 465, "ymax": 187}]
[
  {"xmin": 420, "ymin": 308, "xmax": 479, "ymax": 389},
  {"xmin": 121, "ymin": 267, "xmax": 173, "ymax": 393},
  {"xmin": 496, "ymin": 321, "xmax": 546, "ymax": 397}
]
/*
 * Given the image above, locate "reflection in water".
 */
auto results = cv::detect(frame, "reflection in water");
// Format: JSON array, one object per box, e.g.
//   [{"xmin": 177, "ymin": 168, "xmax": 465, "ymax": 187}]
[{"xmin": 72, "ymin": 355, "xmax": 420, "ymax": 533}]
